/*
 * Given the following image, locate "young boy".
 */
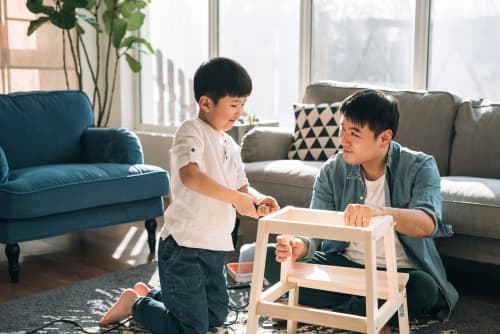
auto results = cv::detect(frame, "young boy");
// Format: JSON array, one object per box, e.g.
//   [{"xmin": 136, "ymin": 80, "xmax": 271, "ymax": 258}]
[{"xmin": 99, "ymin": 57, "xmax": 279, "ymax": 333}]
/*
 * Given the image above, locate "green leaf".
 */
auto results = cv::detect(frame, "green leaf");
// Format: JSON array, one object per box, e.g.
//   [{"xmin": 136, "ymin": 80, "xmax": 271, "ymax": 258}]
[
  {"xmin": 120, "ymin": 1, "xmax": 135, "ymax": 16},
  {"xmin": 26, "ymin": 0, "xmax": 55, "ymax": 15},
  {"xmin": 136, "ymin": 1, "xmax": 149, "ymax": 10},
  {"xmin": 50, "ymin": 10, "xmax": 77, "ymax": 30},
  {"xmin": 125, "ymin": 53, "xmax": 142, "ymax": 72},
  {"xmin": 86, "ymin": 0, "xmax": 97, "ymax": 10},
  {"xmin": 111, "ymin": 18, "xmax": 127, "ymax": 48},
  {"xmin": 120, "ymin": 36, "xmax": 154, "ymax": 54},
  {"xmin": 62, "ymin": 0, "xmax": 89, "ymax": 10},
  {"xmin": 102, "ymin": 9, "xmax": 113, "ymax": 34},
  {"xmin": 27, "ymin": 16, "xmax": 50, "ymax": 35},
  {"xmin": 104, "ymin": 0, "xmax": 115, "ymax": 10},
  {"xmin": 126, "ymin": 11, "xmax": 144, "ymax": 31}
]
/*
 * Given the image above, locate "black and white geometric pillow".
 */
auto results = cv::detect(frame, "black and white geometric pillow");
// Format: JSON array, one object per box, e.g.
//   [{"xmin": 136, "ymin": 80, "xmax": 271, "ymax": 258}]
[{"xmin": 288, "ymin": 103, "xmax": 342, "ymax": 161}]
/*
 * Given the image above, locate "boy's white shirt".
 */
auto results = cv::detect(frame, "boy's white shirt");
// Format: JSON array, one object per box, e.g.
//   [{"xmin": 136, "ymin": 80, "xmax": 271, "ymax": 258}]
[
  {"xmin": 343, "ymin": 173, "xmax": 417, "ymax": 268},
  {"xmin": 160, "ymin": 118, "xmax": 248, "ymax": 251}
]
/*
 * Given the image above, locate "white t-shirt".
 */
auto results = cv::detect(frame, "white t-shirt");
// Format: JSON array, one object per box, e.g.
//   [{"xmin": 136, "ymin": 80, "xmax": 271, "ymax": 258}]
[
  {"xmin": 343, "ymin": 173, "xmax": 417, "ymax": 268},
  {"xmin": 160, "ymin": 118, "xmax": 248, "ymax": 251}
]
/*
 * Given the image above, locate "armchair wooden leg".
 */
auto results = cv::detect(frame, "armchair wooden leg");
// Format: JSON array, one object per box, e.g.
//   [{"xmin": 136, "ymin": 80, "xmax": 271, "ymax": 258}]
[
  {"xmin": 145, "ymin": 219, "xmax": 157, "ymax": 254},
  {"xmin": 5, "ymin": 243, "xmax": 20, "ymax": 283}
]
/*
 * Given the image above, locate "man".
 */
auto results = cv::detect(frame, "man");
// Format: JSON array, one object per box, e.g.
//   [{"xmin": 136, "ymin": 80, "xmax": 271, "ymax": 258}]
[{"xmin": 265, "ymin": 89, "xmax": 458, "ymax": 334}]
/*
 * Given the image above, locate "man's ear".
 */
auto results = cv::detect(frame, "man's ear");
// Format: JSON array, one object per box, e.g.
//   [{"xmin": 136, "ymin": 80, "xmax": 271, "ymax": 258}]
[{"xmin": 380, "ymin": 129, "xmax": 393, "ymax": 145}]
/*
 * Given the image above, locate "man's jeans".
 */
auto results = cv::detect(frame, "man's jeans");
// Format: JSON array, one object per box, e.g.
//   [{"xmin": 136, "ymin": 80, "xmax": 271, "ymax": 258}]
[{"xmin": 132, "ymin": 236, "xmax": 229, "ymax": 334}]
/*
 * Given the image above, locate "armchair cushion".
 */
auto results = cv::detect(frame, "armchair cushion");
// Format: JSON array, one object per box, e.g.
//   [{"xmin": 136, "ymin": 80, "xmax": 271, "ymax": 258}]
[
  {"xmin": 0, "ymin": 163, "xmax": 169, "ymax": 220},
  {"xmin": 0, "ymin": 146, "xmax": 8, "ymax": 183},
  {"xmin": 82, "ymin": 127, "xmax": 143, "ymax": 164},
  {"xmin": 288, "ymin": 103, "xmax": 342, "ymax": 161}
]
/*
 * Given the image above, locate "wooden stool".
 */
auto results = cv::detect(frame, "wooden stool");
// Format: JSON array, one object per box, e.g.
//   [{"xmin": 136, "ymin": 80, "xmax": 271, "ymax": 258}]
[{"xmin": 246, "ymin": 206, "xmax": 410, "ymax": 334}]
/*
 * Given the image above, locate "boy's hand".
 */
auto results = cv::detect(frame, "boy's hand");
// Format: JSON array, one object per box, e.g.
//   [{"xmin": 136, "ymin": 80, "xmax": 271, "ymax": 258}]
[
  {"xmin": 233, "ymin": 193, "xmax": 259, "ymax": 218},
  {"xmin": 274, "ymin": 235, "xmax": 307, "ymax": 262},
  {"xmin": 255, "ymin": 196, "xmax": 280, "ymax": 217}
]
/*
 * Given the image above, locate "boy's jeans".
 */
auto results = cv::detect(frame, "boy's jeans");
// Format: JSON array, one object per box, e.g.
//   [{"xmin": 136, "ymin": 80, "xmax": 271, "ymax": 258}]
[{"xmin": 132, "ymin": 236, "xmax": 229, "ymax": 334}]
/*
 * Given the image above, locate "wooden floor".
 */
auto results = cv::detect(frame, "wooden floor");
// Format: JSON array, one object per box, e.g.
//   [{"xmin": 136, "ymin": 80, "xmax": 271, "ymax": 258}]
[
  {"xmin": 1, "ymin": 219, "xmax": 499, "ymax": 306},
  {"xmin": 0, "ymin": 221, "xmax": 158, "ymax": 303}
]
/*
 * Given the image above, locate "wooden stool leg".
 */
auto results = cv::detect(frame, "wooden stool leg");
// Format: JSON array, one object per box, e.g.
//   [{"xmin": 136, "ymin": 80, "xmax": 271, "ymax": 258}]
[
  {"xmin": 247, "ymin": 221, "xmax": 270, "ymax": 334},
  {"xmin": 398, "ymin": 290, "xmax": 410, "ymax": 334},
  {"xmin": 287, "ymin": 283, "xmax": 299, "ymax": 334}
]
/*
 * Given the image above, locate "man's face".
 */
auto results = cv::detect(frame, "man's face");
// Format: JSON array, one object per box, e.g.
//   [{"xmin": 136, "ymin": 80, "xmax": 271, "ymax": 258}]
[
  {"xmin": 200, "ymin": 96, "xmax": 247, "ymax": 132},
  {"xmin": 339, "ymin": 116, "xmax": 389, "ymax": 166}
]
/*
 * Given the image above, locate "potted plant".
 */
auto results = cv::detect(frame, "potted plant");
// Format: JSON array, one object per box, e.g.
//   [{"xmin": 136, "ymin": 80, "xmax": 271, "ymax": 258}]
[{"xmin": 26, "ymin": 0, "xmax": 154, "ymax": 127}]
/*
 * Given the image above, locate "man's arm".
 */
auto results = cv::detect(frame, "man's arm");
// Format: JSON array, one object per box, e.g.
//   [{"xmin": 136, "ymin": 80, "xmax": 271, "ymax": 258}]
[
  {"xmin": 344, "ymin": 156, "xmax": 441, "ymax": 238},
  {"xmin": 179, "ymin": 162, "xmax": 258, "ymax": 218}
]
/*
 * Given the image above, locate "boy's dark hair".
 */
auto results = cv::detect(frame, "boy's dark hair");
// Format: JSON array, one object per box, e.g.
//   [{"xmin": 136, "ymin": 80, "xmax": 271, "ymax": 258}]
[
  {"xmin": 339, "ymin": 89, "xmax": 399, "ymax": 138},
  {"xmin": 193, "ymin": 57, "xmax": 252, "ymax": 105}
]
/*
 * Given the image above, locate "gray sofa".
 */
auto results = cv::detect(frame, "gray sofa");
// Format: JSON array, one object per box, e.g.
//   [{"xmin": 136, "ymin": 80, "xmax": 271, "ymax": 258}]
[{"xmin": 241, "ymin": 81, "xmax": 500, "ymax": 266}]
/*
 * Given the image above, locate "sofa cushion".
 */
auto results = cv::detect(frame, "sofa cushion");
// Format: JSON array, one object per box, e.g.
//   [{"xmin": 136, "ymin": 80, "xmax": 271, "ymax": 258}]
[
  {"xmin": 288, "ymin": 103, "xmax": 342, "ymax": 161},
  {"xmin": 245, "ymin": 160, "xmax": 323, "ymax": 208},
  {"xmin": 0, "ymin": 90, "xmax": 94, "ymax": 169},
  {"xmin": 241, "ymin": 127, "xmax": 294, "ymax": 162},
  {"xmin": 0, "ymin": 146, "xmax": 8, "ymax": 184},
  {"xmin": 0, "ymin": 163, "xmax": 169, "ymax": 220},
  {"xmin": 303, "ymin": 81, "xmax": 460, "ymax": 176},
  {"xmin": 441, "ymin": 176, "xmax": 500, "ymax": 239},
  {"xmin": 450, "ymin": 100, "xmax": 500, "ymax": 178}
]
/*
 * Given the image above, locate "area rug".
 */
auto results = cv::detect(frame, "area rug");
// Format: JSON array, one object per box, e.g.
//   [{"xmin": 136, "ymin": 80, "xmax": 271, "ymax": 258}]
[{"xmin": 0, "ymin": 262, "xmax": 499, "ymax": 333}]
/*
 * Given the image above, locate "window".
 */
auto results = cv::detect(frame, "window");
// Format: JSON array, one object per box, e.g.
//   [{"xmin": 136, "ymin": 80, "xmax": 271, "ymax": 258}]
[
  {"xmin": 311, "ymin": 0, "xmax": 415, "ymax": 89},
  {"xmin": 220, "ymin": 0, "xmax": 300, "ymax": 129},
  {"xmin": 428, "ymin": 0, "xmax": 500, "ymax": 100},
  {"xmin": 138, "ymin": 0, "xmax": 500, "ymax": 133},
  {"xmin": 0, "ymin": 1, "xmax": 77, "ymax": 93},
  {"xmin": 140, "ymin": 1, "xmax": 208, "ymax": 129}
]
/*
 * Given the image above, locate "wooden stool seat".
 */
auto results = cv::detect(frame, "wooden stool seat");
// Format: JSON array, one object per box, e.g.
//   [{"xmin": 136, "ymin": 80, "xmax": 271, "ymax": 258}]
[{"xmin": 246, "ymin": 206, "xmax": 410, "ymax": 334}]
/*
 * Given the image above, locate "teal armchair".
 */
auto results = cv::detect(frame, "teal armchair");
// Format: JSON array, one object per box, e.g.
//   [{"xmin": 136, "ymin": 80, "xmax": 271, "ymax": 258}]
[{"xmin": 0, "ymin": 90, "xmax": 170, "ymax": 283}]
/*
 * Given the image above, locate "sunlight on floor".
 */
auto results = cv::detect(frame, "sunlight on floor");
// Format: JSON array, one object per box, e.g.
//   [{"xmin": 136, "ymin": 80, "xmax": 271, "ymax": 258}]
[
  {"xmin": 131, "ymin": 230, "xmax": 148, "ymax": 257},
  {"xmin": 112, "ymin": 226, "xmax": 138, "ymax": 260}
]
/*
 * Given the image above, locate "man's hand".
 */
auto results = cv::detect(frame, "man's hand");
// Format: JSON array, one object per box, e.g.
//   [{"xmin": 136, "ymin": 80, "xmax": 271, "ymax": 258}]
[
  {"xmin": 274, "ymin": 235, "xmax": 307, "ymax": 262},
  {"xmin": 255, "ymin": 196, "xmax": 280, "ymax": 216},
  {"xmin": 344, "ymin": 204, "xmax": 383, "ymax": 227}
]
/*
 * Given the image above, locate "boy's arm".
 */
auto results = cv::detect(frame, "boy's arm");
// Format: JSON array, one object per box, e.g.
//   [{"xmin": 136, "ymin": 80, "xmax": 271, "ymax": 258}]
[{"xmin": 179, "ymin": 163, "xmax": 259, "ymax": 218}]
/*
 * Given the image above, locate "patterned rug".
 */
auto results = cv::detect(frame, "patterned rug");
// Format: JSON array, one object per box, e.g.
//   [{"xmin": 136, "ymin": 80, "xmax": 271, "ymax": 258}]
[{"xmin": 0, "ymin": 262, "xmax": 498, "ymax": 333}]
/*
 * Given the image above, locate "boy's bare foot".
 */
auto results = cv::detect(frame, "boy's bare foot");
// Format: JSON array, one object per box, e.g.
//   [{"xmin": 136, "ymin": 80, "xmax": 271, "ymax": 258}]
[
  {"xmin": 379, "ymin": 325, "xmax": 391, "ymax": 334},
  {"xmin": 133, "ymin": 282, "xmax": 150, "ymax": 297},
  {"xmin": 99, "ymin": 288, "xmax": 138, "ymax": 325}
]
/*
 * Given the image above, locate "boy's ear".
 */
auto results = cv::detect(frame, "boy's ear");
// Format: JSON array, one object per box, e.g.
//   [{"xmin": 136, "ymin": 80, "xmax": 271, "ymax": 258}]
[{"xmin": 199, "ymin": 96, "xmax": 213, "ymax": 112}]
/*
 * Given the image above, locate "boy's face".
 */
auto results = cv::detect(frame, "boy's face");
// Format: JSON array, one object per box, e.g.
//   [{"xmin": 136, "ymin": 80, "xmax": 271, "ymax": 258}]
[
  {"xmin": 199, "ymin": 95, "xmax": 247, "ymax": 133},
  {"xmin": 339, "ymin": 116, "xmax": 391, "ymax": 167}
]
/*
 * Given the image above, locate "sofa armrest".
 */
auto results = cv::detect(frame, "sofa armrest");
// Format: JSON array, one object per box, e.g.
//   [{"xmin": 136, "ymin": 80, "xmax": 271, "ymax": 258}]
[
  {"xmin": 82, "ymin": 127, "xmax": 144, "ymax": 164},
  {"xmin": 0, "ymin": 145, "xmax": 9, "ymax": 183},
  {"xmin": 241, "ymin": 127, "xmax": 294, "ymax": 162}
]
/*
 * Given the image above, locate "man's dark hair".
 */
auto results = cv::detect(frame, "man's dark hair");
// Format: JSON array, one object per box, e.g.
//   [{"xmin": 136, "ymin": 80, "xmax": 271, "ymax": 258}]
[
  {"xmin": 339, "ymin": 89, "xmax": 399, "ymax": 138},
  {"xmin": 193, "ymin": 57, "xmax": 252, "ymax": 105}
]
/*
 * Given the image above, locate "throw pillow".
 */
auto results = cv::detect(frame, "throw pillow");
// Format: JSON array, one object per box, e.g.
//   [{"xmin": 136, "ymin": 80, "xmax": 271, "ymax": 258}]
[{"xmin": 288, "ymin": 102, "xmax": 342, "ymax": 161}]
